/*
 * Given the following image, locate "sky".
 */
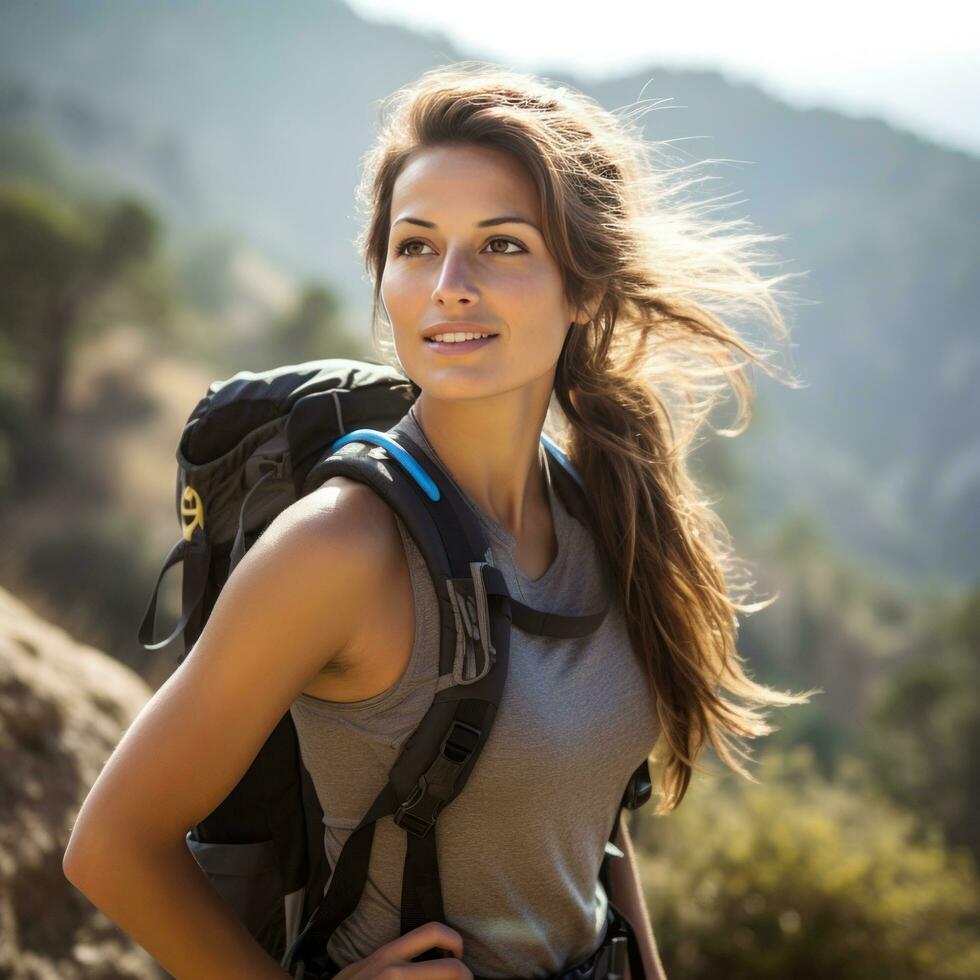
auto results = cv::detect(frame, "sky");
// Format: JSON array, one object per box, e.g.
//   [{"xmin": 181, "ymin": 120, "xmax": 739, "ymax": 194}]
[{"xmin": 343, "ymin": 0, "xmax": 980, "ymax": 158}]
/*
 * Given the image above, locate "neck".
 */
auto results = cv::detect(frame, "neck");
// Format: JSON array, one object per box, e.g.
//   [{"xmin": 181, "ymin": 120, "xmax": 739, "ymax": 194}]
[{"xmin": 411, "ymin": 384, "xmax": 552, "ymax": 541}]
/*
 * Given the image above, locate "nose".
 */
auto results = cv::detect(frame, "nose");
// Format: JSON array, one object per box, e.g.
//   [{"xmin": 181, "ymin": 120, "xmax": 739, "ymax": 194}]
[{"xmin": 431, "ymin": 246, "xmax": 479, "ymax": 308}]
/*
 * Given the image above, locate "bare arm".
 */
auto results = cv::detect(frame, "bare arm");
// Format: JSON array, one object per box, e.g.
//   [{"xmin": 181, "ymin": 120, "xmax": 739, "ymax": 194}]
[
  {"xmin": 66, "ymin": 832, "xmax": 288, "ymax": 979},
  {"xmin": 63, "ymin": 481, "xmax": 389, "ymax": 979},
  {"xmin": 608, "ymin": 810, "xmax": 667, "ymax": 980}
]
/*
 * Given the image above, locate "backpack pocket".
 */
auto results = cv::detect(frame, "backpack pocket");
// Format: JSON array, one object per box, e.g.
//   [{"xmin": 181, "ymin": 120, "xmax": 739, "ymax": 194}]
[{"xmin": 185, "ymin": 833, "xmax": 287, "ymax": 957}]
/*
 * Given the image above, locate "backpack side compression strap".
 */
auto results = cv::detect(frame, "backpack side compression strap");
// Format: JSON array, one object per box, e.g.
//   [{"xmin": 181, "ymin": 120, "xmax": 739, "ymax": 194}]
[{"xmin": 137, "ymin": 524, "xmax": 211, "ymax": 652}]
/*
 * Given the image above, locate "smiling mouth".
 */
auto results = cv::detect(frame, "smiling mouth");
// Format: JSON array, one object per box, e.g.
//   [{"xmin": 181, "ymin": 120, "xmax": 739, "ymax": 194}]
[{"xmin": 423, "ymin": 334, "xmax": 498, "ymax": 350}]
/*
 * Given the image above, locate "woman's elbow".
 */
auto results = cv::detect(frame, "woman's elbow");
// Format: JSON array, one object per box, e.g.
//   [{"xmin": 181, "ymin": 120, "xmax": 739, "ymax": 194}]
[{"xmin": 63, "ymin": 823, "xmax": 112, "ymax": 891}]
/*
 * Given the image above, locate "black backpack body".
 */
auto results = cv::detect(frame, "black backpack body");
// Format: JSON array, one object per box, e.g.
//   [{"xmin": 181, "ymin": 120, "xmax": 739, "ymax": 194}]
[{"xmin": 138, "ymin": 357, "xmax": 652, "ymax": 979}]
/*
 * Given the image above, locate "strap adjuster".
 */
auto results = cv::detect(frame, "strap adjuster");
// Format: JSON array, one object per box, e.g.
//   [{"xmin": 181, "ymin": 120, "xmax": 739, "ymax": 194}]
[
  {"xmin": 441, "ymin": 719, "xmax": 481, "ymax": 762},
  {"xmin": 393, "ymin": 720, "xmax": 483, "ymax": 838}
]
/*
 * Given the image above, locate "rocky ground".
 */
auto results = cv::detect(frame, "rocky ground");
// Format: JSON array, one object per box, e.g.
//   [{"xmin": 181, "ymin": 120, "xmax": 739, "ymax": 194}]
[{"xmin": 0, "ymin": 585, "xmax": 168, "ymax": 978}]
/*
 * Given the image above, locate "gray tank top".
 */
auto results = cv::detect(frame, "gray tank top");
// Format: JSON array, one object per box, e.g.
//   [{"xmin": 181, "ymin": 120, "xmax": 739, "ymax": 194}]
[{"xmin": 289, "ymin": 408, "xmax": 660, "ymax": 976}]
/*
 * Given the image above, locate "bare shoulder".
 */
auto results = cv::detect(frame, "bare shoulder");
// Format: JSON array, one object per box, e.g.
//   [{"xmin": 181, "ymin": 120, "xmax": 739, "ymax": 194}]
[
  {"xmin": 293, "ymin": 474, "xmax": 403, "ymax": 567},
  {"xmin": 285, "ymin": 473, "xmax": 407, "ymax": 627},
  {"xmin": 292, "ymin": 475, "xmax": 417, "ymax": 702},
  {"xmin": 263, "ymin": 475, "xmax": 401, "ymax": 610}
]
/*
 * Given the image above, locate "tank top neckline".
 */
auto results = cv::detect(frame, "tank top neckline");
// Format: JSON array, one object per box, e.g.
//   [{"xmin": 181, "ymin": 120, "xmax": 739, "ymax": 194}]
[{"xmin": 397, "ymin": 405, "xmax": 569, "ymax": 588}]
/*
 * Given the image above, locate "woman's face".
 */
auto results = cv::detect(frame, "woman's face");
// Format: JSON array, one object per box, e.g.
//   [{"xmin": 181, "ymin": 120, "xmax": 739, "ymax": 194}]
[{"xmin": 381, "ymin": 143, "xmax": 577, "ymax": 402}]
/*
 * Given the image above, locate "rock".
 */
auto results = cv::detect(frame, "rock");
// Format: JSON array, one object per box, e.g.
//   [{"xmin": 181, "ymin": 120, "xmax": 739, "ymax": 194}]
[{"xmin": 0, "ymin": 586, "xmax": 168, "ymax": 979}]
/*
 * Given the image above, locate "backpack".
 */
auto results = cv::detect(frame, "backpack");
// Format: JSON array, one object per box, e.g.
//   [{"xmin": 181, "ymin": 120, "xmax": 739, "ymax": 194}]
[{"xmin": 137, "ymin": 356, "xmax": 653, "ymax": 979}]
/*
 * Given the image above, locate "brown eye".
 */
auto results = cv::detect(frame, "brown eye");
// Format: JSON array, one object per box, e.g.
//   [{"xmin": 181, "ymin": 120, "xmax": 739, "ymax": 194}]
[
  {"xmin": 486, "ymin": 238, "xmax": 524, "ymax": 254},
  {"xmin": 394, "ymin": 239, "xmax": 433, "ymax": 256}
]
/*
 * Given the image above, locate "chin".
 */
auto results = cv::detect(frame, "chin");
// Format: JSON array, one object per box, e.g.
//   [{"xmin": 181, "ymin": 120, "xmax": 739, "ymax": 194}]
[{"xmin": 419, "ymin": 382, "xmax": 501, "ymax": 403}]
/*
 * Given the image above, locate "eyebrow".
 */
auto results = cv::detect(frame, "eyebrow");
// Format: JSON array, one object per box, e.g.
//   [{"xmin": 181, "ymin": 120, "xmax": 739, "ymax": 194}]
[{"xmin": 392, "ymin": 215, "xmax": 540, "ymax": 232}]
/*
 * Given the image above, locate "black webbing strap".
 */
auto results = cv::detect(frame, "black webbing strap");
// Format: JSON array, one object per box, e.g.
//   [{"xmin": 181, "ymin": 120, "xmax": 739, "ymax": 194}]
[
  {"xmin": 598, "ymin": 762, "xmax": 654, "ymax": 977},
  {"xmin": 390, "ymin": 428, "xmax": 495, "ymax": 561},
  {"xmin": 508, "ymin": 594, "xmax": 609, "ymax": 638},
  {"xmin": 137, "ymin": 524, "xmax": 210, "ymax": 652},
  {"xmin": 289, "ymin": 704, "xmax": 487, "ymax": 968},
  {"xmin": 448, "ymin": 572, "xmax": 611, "ymax": 639},
  {"xmin": 290, "ymin": 697, "xmax": 488, "ymax": 951},
  {"xmin": 285, "ymin": 780, "xmax": 400, "ymax": 966},
  {"xmin": 401, "ymin": 828, "xmax": 444, "ymax": 945},
  {"xmin": 394, "ymin": 700, "xmax": 488, "ymax": 956},
  {"xmin": 283, "ymin": 449, "xmax": 503, "ymax": 971},
  {"xmin": 387, "ymin": 425, "xmax": 612, "ymax": 642}
]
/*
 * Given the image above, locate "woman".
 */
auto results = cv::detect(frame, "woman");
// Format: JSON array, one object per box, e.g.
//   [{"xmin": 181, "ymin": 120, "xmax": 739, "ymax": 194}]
[{"xmin": 63, "ymin": 63, "xmax": 814, "ymax": 979}]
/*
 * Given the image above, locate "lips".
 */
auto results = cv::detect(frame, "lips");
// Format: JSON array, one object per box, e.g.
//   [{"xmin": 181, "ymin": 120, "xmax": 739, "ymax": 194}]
[
  {"xmin": 423, "ymin": 334, "xmax": 497, "ymax": 343},
  {"xmin": 423, "ymin": 334, "xmax": 498, "ymax": 353},
  {"xmin": 421, "ymin": 324, "xmax": 499, "ymax": 340}
]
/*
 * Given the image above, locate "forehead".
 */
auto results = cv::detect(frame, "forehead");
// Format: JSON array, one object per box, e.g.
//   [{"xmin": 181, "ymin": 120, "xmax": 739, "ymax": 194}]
[{"xmin": 390, "ymin": 144, "xmax": 540, "ymax": 220}]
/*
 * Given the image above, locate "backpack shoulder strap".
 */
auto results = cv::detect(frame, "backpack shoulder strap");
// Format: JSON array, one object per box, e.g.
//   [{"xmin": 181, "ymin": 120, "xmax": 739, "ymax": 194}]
[
  {"xmin": 286, "ymin": 429, "xmax": 512, "ymax": 970},
  {"xmin": 286, "ymin": 426, "xmax": 628, "ymax": 974}
]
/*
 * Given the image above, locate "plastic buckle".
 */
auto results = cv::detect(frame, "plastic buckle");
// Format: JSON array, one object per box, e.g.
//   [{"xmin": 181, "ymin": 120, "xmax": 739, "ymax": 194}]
[
  {"xmin": 393, "ymin": 776, "xmax": 437, "ymax": 838},
  {"xmin": 393, "ymin": 721, "xmax": 482, "ymax": 838}
]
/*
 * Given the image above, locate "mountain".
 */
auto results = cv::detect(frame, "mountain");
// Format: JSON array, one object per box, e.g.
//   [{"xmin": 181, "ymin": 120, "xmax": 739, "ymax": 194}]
[{"xmin": 0, "ymin": 0, "xmax": 976, "ymax": 587}]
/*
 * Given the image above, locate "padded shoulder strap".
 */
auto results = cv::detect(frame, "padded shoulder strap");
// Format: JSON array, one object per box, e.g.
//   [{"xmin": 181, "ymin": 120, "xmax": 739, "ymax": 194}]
[
  {"xmin": 286, "ymin": 431, "xmax": 513, "ymax": 970},
  {"xmin": 285, "ymin": 428, "xmax": 620, "ymax": 974}
]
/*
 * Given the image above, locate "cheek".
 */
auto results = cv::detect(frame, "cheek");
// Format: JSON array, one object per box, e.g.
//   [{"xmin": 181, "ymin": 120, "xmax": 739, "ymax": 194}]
[
  {"xmin": 379, "ymin": 270, "xmax": 399, "ymax": 311},
  {"xmin": 511, "ymin": 260, "xmax": 565, "ymax": 302},
  {"xmin": 380, "ymin": 264, "xmax": 419, "ymax": 308}
]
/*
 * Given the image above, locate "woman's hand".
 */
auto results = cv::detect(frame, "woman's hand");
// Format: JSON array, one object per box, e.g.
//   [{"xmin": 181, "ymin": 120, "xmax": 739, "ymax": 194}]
[{"xmin": 333, "ymin": 922, "xmax": 473, "ymax": 978}]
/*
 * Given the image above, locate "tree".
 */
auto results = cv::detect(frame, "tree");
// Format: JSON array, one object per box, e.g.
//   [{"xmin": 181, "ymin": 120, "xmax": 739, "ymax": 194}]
[
  {"xmin": 865, "ymin": 584, "xmax": 980, "ymax": 864},
  {"xmin": 631, "ymin": 747, "xmax": 980, "ymax": 979},
  {"xmin": 265, "ymin": 282, "xmax": 366, "ymax": 365},
  {"xmin": 0, "ymin": 181, "xmax": 160, "ymax": 422}
]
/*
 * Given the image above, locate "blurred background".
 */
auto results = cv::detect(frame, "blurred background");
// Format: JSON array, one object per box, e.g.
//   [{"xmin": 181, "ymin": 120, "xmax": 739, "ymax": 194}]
[{"xmin": 0, "ymin": 1, "xmax": 976, "ymax": 977}]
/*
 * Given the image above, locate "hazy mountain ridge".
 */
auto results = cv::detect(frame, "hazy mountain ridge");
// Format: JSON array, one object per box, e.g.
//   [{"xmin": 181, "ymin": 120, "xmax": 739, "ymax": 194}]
[{"xmin": 0, "ymin": 0, "xmax": 975, "ymax": 586}]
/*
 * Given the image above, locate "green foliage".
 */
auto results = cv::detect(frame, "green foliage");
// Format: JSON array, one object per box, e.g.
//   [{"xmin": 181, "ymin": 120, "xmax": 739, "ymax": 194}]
[
  {"xmin": 7, "ymin": 511, "xmax": 159, "ymax": 675},
  {"xmin": 0, "ymin": 122, "xmax": 97, "ymax": 206},
  {"xmin": 232, "ymin": 282, "xmax": 366, "ymax": 371},
  {"xmin": 78, "ymin": 242, "xmax": 179, "ymax": 341},
  {"xmin": 0, "ymin": 382, "xmax": 72, "ymax": 499},
  {"xmin": 0, "ymin": 178, "xmax": 91, "ymax": 347},
  {"xmin": 633, "ymin": 747, "xmax": 980, "ymax": 980},
  {"xmin": 865, "ymin": 586, "xmax": 980, "ymax": 864},
  {"xmin": 174, "ymin": 228, "xmax": 239, "ymax": 314},
  {"xmin": 87, "ymin": 196, "xmax": 158, "ymax": 273},
  {"xmin": 0, "ymin": 178, "xmax": 164, "ymax": 421}
]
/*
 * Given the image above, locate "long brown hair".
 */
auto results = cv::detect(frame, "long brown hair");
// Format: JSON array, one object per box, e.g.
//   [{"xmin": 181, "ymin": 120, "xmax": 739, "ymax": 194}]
[{"xmin": 354, "ymin": 61, "xmax": 818, "ymax": 813}]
